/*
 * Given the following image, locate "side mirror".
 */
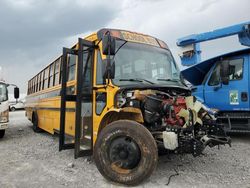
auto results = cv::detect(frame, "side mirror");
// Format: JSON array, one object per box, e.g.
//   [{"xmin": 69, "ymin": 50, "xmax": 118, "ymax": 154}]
[
  {"xmin": 220, "ymin": 61, "xmax": 229, "ymax": 85},
  {"xmin": 102, "ymin": 33, "xmax": 116, "ymax": 55},
  {"xmin": 14, "ymin": 87, "xmax": 20, "ymax": 99},
  {"xmin": 102, "ymin": 59, "xmax": 115, "ymax": 81}
]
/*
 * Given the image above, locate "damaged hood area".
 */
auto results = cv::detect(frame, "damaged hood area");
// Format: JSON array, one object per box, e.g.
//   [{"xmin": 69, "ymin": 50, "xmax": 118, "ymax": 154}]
[{"xmin": 181, "ymin": 48, "xmax": 250, "ymax": 86}]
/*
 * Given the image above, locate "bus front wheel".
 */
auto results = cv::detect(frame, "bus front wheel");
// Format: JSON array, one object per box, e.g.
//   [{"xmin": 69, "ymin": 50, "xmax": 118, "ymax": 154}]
[
  {"xmin": 0, "ymin": 130, "xmax": 5, "ymax": 138},
  {"xmin": 94, "ymin": 120, "xmax": 158, "ymax": 186}
]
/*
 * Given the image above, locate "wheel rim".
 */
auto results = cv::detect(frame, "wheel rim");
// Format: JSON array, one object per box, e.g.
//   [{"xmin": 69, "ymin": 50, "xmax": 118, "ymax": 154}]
[{"xmin": 109, "ymin": 136, "xmax": 141, "ymax": 170}]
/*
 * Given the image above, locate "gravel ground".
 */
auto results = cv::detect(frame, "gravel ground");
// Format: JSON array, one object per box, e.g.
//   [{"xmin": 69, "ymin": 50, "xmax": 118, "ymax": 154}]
[{"xmin": 0, "ymin": 111, "xmax": 250, "ymax": 188}]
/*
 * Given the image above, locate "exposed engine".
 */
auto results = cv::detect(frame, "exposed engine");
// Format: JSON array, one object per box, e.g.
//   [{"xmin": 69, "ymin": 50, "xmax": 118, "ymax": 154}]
[{"xmin": 116, "ymin": 88, "xmax": 231, "ymax": 156}]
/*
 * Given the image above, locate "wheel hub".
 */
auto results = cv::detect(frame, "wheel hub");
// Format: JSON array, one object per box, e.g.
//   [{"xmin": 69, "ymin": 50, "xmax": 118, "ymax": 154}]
[{"xmin": 109, "ymin": 137, "xmax": 141, "ymax": 169}]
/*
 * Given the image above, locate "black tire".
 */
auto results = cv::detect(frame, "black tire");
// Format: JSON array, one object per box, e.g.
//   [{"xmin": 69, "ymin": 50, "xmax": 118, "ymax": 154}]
[
  {"xmin": 0, "ymin": 130, "xmax": 5, "ymax": 138},
  {"xmin": 32, "ymin": 112, "xmax": 42, "ymax": 133},
  {"xmin": 10, "ymin": 107, "xmax": 15, "ymax": 112},
  {"xmin": 94, "ymin": 120, "xmax": 158, "ymax": 186}
]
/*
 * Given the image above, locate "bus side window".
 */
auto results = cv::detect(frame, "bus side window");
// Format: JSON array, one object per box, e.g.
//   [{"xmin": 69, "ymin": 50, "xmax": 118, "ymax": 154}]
[
  {"xmin": 68, "ymin": 54, "xmax": 76, "ymax": 81},
  {"xmin": 37, "ymin": 75, "xmax": 40, "ymax": 92},
  {"xmin": 35, "ymin": 76, "xmax": 38, "ymax": 92},
  {"xmin": 36, "ymin": 74, "xmax": 40, "ymax": 92},
  {"xmin": 38, "ymin": 73, "xmax": 42, "ymax": 91},
  {"xmin": 54, "ymin": 59, "xmax": 60, "ymax": 86},
  {"xmin": 27, "ymin": 81, "xmax": 30, "ymax": 94},
  {"xmin": 40, "ymin": 72, "xmax": 44, "ymax": 91},
  {"xmin": 31, "ymin": 79, "xmax": 33, "ymax": 93},
  {"xmin": 43, "ymin": 68, "xmax": 49, "ymax": 90},
  {"xmin": 34, "ymin": 77, "xmax": 37, "ymax": 92},
  {"xmin": 59, "ymin": 57, "xmax": 62, "ymax": 84},
  {"xmin": 31, "ymin": 79, "xmax": 34, "ymax": 93},
  {"xmin": 48, "ymin": 63, "xmax": 54, "ymax": 88}
]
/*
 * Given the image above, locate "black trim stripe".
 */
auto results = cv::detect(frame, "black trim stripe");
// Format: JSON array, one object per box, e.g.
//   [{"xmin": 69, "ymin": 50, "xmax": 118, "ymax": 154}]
[
  {"xmin": 35, "ymin": 107, "xmax": 75, "ymax": 112},
  {"xmin": 26, "ymin": 86, "xmax": 75, "ymax": 103}
]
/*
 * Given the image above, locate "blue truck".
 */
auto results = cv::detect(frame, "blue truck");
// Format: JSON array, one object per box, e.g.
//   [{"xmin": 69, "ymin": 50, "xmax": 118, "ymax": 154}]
[{"xmin": 177, "ymin": 21, "xmax": 250, "ymax": 132}]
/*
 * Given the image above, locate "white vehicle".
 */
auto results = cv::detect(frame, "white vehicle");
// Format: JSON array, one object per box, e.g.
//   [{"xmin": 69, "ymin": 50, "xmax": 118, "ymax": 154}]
[
  {"xmin": 9, "ymin": 100, "xmax": 25, "ymax": 111},
  {"xmin": 0, "ymin": 81, "xmax": 19, "ymax": 138},
  {"xmin": 0, "ymin": 81, "xmax": 9, "ymax": 138}
]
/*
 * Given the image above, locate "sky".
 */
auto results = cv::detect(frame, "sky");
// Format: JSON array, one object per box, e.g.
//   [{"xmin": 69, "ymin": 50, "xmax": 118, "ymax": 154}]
[{"xmin": 0, "ymin": 0, "xmax": 249, "ymax": 94}]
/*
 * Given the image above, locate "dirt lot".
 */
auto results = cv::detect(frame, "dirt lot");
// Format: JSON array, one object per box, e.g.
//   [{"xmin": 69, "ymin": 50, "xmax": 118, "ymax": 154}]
[{"xmin": 0, "ymin": 111, "xmax": 250, "ymax": 188}]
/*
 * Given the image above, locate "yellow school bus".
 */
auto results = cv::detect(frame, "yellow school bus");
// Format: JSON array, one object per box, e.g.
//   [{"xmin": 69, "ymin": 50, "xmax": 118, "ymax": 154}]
[{"xmin": 25, "ymin": 28, "xmax": 230, "ymax": 185}]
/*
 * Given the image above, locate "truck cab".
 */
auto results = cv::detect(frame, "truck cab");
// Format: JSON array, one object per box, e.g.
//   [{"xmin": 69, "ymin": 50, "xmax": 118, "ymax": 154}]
[
  {"xmin": 182, "ymin": 48, "xmax": 250, "ymax": 132},
  {"xmin": 0, "ymin": 81, "xmax": 9, "ymax": 138}
]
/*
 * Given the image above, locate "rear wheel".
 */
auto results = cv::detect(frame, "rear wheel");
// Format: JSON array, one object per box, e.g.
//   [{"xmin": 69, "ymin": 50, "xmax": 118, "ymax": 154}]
[
  {"xmin": 94, "ymin": 120, "xmax": 158, "ymax": 185},
  {"xmin": 32, "ymin": 112, "xmax": 42, "ymax": 133},
  {"xmin": 0, "ymin": 130, "xmax": 5, "ymax": 138},
  {"xmin": 10, "ymin": 107, "xmax": 15, "ymax": 112}
]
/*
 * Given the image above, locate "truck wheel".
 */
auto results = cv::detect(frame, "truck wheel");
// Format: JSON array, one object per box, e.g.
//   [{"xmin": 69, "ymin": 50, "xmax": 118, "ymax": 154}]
[
  {"xmin": 32, "ymin": 113, "xmax": 42, "ymax": 133},
  {"xmin": 94, "ymin": 120, "xmax": 158, "ymax": 185},
  {"xmin": 0, "ymin": 130, "xmax": 5, "ymax": 138},
  {"xmin": 10, "ymin": 107, "xmax": 15, "ymax": 112}
]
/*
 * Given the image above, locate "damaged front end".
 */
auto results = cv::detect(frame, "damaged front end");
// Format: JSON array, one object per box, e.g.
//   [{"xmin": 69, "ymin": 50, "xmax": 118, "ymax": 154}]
[{"xmin": 116, "ymin": 87, "xmax": 231, "ymax": 157}]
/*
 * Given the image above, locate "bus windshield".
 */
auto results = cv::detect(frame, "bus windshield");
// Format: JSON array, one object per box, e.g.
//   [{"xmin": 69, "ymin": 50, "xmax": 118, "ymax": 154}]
[
  {"xmin": 0, "ymin": 83, "xmax": 7, "ymax": 102},
  {"xmin": 112, "ymin": 41, "xmax": 181, "ymax": 86}
]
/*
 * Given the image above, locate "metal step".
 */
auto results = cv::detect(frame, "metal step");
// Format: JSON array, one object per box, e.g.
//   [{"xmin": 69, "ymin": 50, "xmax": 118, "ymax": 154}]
[
  {"xmin": 84, "ymin": 135, "xmax": 91, "ymax": 140},
  {"xmin": 80, "ymin": 145, "xmax": 91, "ymax": 150}
]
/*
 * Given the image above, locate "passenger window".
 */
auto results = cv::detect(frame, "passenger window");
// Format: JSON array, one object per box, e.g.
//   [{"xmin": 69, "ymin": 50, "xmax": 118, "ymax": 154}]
[
  {"xmin": 35, "ymin": 76, "xmax": 38, "ymax": 92},
  {"xmin": 59, "ymin": 57, "xmax": 62, "ymax": 84},
  {"xmin": 54, "ymin": 60, "xmax": 60, "ymax": 85},
  {"xmin": 27, "ymin": 81, "xmax": 29, "ymax": 94},
  {"xmin": 36, "ymin": 74, "xmax": 40, "ymax": 92},
  {"xmin": 29, "ymin": 80, "xmax": 32, "ymax": 94},
  {"xmin": 28, "ymin": 81, "xmax": 30, "ymax": 94},
  {"xmin": 48, "ymin": 63, "xmax": 54, "ymax": 87},
  {"xmin": 68, "ymin": 54, "xmax": 76, "ymax": 81},
  {"xmin": 31, "ymin": 79, "xmax": 34, "ymax": 93},
  {"xmin": 228, "ymin": 58, "xmax": 243, "ymax": 81},
  {"xmin": 43, "ymin": 68, "xmax": 49, "ymax": 89},
  {"xmin": 39, "ymin": 72, "xmax": 43, "ymax": 91}
]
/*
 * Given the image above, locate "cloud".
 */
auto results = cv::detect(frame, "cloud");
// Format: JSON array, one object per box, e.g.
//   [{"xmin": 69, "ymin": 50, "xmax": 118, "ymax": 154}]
[
  {"xmin": 0, "ymin": 0, "xmax": 119, "ymax": 51},
  {"xmin": 108, "ymin": 0, "xmax": 249, "ymax": 66},
  {"xmin": 0, "ymin": 0, "xmax": 249, "ymax": 93},
  {"xmin": 0, "ymin": 0, "xmax": 120, "ymax": 92}
]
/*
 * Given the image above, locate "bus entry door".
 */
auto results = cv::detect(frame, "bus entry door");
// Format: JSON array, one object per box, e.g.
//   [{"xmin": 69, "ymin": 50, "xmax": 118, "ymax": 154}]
[{"xmin": 59, "ymin": 38, "xmax": 95, "ymax": 159}]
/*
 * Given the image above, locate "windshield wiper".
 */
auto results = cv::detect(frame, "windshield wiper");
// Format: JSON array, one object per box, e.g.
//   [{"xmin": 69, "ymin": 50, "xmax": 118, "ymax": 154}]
[{"xmin": 119, "ymin": 78, "xmax": 155, "ymax": 85}]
